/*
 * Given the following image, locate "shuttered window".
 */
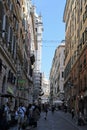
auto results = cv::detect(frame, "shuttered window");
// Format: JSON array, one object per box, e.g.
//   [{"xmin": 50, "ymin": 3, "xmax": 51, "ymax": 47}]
[
  {"xmin": 0, "ymin": 1, "xmax": 4, "ymax": 37},
  {"xmin": 7, "ymin": 0, "xmax": 11, "ymax": 8},
  {"xmin": 0, "ymin": 58, "xmax": 2, "ymax": 72},
  {"xmin": 5, "ymin": 16, "xmax": 9, "ymax": 45},
  {"xmin": 13, "ymin": 36, "xmax": 17, "ymax": 60},
  {"xmin": 2, "ymin": 15, "xmax": 9, "ymax": 46},
  {"xmin": 2, "ymin": 15, "xmax": 6, "ymax": 38},
  {"xmin": 8, "ymin": 27, "xmax": 13, "ymax": 52}
]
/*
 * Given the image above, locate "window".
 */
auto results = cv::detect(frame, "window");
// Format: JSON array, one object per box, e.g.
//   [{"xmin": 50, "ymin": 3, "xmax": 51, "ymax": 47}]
[
  {"xmin": 8, "ymin": 27, "xmax": 13, "ymax": 52},
  {"xmin": 83, "ymin": 5, "xmax": 87, "ymax": 23},
  {"xmin": 79, "ymin": 38, "xmax": 82, "ymax": 50},
  {"xmin": 80, "ymin": 21, "xmax": 82, "ymax": 30},
  {"xmin": 2, "ymin": 15, "xmax": 9, "ymax": 43},
  {"xmin": 23, "ymin": 7, "xmax": 25, "ymax": 12},
  {"xmin": 35, "ymin": 28, "xmax": 37, "ymax": 32},
  {"xmin": 0, "ymin": 1, "xmax": 4, "ymax": 37},
  {"xmin": 7, "ymin": 0, "xmax": 11, "ymax": 8},
  {"xmin": 5, "ymin": 16, "xmax": 9, "ymax": 44},
  {"xmin": 2, "ymin": 15, "xmax": 9, "ymax": 41},
  {"xmin": 82, "ymin": 32, "xmax": 85, "ymax": 44},
  {"xmin": 62, "ymin": 71, "xmax": 64, "ymax": 78},
  {"xmin": 83, "ymin": 54, "xmax": 86, "ymax": 67},
  {"xmin": 2, "ymin": 15, "xmax": 6, "ymax": 38},
  {"xmin": 84, "ymin": 27, "xmax": 87, "ymax": 41},
  {"xmin": 16, "ymin": 0, "xmax": 21, "ymax": 7},
  {"xmin": 84, "ymin": 0, "xmax": 86, "ymax": 4},
  {"xmin": 0, "ymin": 58, "xmax": 2, "ymax": 72},
  {"xmin": 80, "ymin": 80, "xmax": 82, "ymax": 91},
  {"xmin": 84, "ymin": 76, "xmax": 86, "ymax": 90},
  {"xmin": 10, "ymin": 3, "xmax": 13, "ymax": 11},
  {"xmin": 80, "ymin": 0, "xmax": 82, "ymax": 13},
  {"xmin": 74, "ymin": 50, "xmax": 76, "ymax": 60},
  {"xmin": 79, "ymin": 61, "xmax": 82, "ymax": 72}
]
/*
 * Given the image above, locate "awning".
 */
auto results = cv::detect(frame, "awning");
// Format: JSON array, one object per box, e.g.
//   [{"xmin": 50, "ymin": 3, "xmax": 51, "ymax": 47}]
[
  {"xmin": 17, "ymin": 96, "xmax": 29, "ymax": 101},
  {"xmin": 0, "ymin": 87, "xmax": 16, "ymax": 98}
]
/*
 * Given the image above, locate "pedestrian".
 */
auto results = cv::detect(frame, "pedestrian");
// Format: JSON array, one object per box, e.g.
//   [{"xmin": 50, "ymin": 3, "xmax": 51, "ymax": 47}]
[
  {"xmin": 31, "ymin": 104, "xmax": 40, "ymax": 127},
  {"xmin": 71, "ymin": 108, "xmax": 74, "ymax": 119},
  {"xmin": 51, "ymin": 105, "xmax": 55, "ymax": 114},
  {"xmin": 25, "ymin": 104, "xmax": 32, "ymax": 125},
  {"xmin": 78, "ymin": 111, "xmax": 85, "ymax": 126},
  {"xmin": 4, "ymin": 102, "xmax": 12, "ymax": 128},
  {"xmin": 14, "ymin": 106, "xmax": 19, "ymax": 124},
  {"xmin": 17, "ymin": 103, "xmax": 26, "ymax": 130},
  {"xmin": 0, "ymin": 105, "xmax": 9, "ymax": 130},
  {"xmin": 44, "ymin": 103, "xmax": 48, "ymax": 120}
]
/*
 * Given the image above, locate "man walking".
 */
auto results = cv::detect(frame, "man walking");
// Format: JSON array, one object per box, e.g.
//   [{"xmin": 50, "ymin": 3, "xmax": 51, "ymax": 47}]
[{"xmin": 43, "ymin": 103, "xmax": 48, "ymax": 120}]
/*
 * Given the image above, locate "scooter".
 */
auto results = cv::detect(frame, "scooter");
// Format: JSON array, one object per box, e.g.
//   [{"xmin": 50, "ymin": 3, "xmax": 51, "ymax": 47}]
[{"xmin": 78, "ymin": 116, "xmax": 86, "ymax": 126}]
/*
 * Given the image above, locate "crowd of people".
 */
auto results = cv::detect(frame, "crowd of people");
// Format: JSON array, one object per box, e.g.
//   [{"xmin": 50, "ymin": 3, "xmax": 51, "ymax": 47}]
[
  {"xmin": 0, "ymin": 102, "xmax": 56, "ymax": 130},
  {"xmin": 0, "ymin": 102, "xmax": 41, "ymax": 130},
  {"xmin": 0, "ymin": 101, "xmax": 86, "ymax": 130}
]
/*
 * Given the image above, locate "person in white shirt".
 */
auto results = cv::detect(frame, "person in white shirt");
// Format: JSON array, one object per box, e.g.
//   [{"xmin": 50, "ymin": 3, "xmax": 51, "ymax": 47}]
[
  {"xmin": 4, "ymin": 102, "xmax": 11, "ymax": 122},
  {"xmin": 17, "ymin": 103, "xmax": 26, "ymax": 130}
]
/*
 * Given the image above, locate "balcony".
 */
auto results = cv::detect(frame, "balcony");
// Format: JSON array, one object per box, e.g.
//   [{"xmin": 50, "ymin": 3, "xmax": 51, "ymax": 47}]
[{"xmin": 39, "ymin": 91, "xmax": 44, "ymax": 96}]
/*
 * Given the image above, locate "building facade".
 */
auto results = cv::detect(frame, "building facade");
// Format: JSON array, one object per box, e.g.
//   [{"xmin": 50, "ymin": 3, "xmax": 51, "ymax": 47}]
[
  {"xmin": 49, "ymin": 42, "xmax": 65, "ymax": 105},
  {"xmin": 33, "ymin": 10, "xmax": 43, "ymax": 103},
  {"xmin": 41, "ymin": 73, "xmax": 50, "ymax": 103},
  {"xmin": 0, "ymin": 0, "xmax": 41, "ymax": 107},
  {"xmin": 63, "ymin": 0, "xmax": 87, "ymax": 116}
]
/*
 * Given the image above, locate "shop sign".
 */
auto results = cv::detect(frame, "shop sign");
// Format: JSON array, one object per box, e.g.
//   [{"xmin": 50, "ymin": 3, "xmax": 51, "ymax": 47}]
[{"xmin": 18, "ymin": 79, "xmax": 26, "ymax": 84}]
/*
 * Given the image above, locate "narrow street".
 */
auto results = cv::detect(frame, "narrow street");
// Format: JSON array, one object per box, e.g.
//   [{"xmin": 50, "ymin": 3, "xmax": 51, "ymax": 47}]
[
  {"xmin": 37, "ymin": 111, "xmax": 78, "ymax": 130},
  {"xmin": 9, "ymin": 110, "xmax": 87, "ymax": 130},
  {"xmin": 36, "ymin": 111, "xmax": 87, "ymax": 130}
]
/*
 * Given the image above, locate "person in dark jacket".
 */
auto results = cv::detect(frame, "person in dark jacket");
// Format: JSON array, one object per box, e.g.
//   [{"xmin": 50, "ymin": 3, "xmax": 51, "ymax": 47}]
[
  {"xmin": 26, "ymin": 104, "xmax": 32, "ymax": 125},
  {"xmin": 44, "ymin": 103, "xmax": 48, "ymax": 120},
  {"xmin": 51, "ymin": 105, "xmax": 55, "ymax": 114},
  {"xmin": 31, "ymin": 105, "xmax": 40, "ymax": 127},
  {"xmin": 0, "ymin": 105, "xmax": 9, "ymax": 130},
  {"xmin": 71, "ymin": 108, "xmax": 74, "ymax": 119}
]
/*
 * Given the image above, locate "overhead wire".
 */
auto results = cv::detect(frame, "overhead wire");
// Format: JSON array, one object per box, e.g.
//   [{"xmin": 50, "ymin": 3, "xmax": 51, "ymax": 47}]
[{"xmin": 39, "ymin": 39, "xmax": 65, "ymax": 47}]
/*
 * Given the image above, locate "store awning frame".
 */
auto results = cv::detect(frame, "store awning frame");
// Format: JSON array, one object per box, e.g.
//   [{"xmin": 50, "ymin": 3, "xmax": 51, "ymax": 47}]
[
  {"xmin": 0, "ymin": 93, "xmax": 15, "ymax": 98},
  {"xmin": 17, "ymin": 96, "xmax": 29, "ymax": 101}
]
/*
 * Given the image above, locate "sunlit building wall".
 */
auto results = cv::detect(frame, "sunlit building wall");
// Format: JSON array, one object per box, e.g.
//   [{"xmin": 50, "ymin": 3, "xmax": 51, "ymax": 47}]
[
  {"xmin": 32, "ymin": 6, "xmax": 43, "ymax": 102},
  {"xmin": 50, "ymin": 42, "xmax": 65, "ymax": 104},
  {"xmin": 63, "ymin": 0, "xmax": 87, "ymax": 115},
  {"xmin": 0, "ymin": 0, "xmax": 37, "ymax": 106},
  {"xmin": 41, "ymin": 73, "xmax": 50, "ymax": 103}
]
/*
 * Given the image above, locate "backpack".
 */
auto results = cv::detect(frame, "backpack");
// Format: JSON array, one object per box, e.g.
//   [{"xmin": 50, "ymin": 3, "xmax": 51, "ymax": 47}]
[{"xmin": 18, "ymin": 107, "xmax": 25, "ymax": 114}]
